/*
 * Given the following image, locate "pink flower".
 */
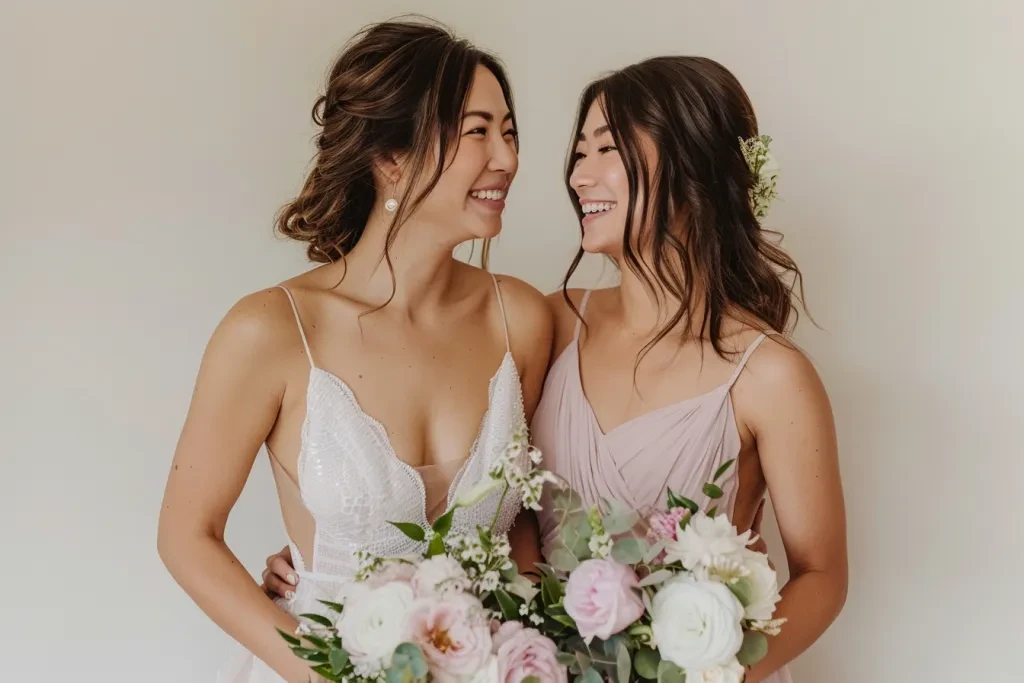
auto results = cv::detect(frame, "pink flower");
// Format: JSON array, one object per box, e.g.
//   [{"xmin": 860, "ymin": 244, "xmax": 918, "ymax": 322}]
[
  {"xmin": 406, "ymin": 594, "xmax": 493, "ymax": 682},
  {"xmin": 363, "ymin": 560, "xmax": 417, "ymax": 588},
  {"xmin": 563, "ymin": 558, "xmax": 645, "ymax": 641},
  {"xmin": 647, "ymin": 507, "xmax": 688, "ymax": 542},
  {"xmin": 410, "ymin": 555, "xmax": 469, "ymax": 598},
  {"xmin": 493, "ymin": 622, "xmax": 567, "ymax": 683}
]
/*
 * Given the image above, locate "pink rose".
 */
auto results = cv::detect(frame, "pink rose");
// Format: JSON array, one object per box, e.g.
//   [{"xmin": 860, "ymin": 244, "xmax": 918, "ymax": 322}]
[
  {"xmin": 493, "ymin": 622, "xmax": 567, "ymax": 683},
  {"xmin": 410, "ymin": 555, "xmax": 469, "ymax": 598},
  {"xmin": 563, "ymin": 558, "xmax": 645, "ymax": 641},
  {"xmin": 363, "ymin": 559, "xmax": 417, "ymax": 588},
  {"xmin": 406, "ymin": 594, "xmax": 492, "ymax": 683}
]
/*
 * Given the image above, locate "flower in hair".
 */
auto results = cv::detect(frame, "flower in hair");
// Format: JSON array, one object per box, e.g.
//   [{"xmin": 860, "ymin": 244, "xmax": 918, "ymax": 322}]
[{"xmin": 739, "ymin": 134, "xmax": 779, "ymax": 220}]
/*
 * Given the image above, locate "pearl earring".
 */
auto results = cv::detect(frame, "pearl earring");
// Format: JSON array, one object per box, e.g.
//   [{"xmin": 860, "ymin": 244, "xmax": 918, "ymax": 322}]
[{"xmin": 384, "ymin": 197, "xmax": 398, "ymax": 213}]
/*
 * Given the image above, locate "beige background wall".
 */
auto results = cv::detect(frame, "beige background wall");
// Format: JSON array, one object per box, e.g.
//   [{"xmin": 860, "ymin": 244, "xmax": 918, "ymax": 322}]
[{"xmin": 2, "ymin": 0, "xmax": 1021, "ymax": 680}]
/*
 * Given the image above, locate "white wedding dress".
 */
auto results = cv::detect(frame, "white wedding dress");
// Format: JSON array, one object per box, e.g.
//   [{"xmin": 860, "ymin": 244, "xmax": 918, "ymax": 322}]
[{"xmin": 217, "ymin": 277, "xmax": 526, "ymax": 682}]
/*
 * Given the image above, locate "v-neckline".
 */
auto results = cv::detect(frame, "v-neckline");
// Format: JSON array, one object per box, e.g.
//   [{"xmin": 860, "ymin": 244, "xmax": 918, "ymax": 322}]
[
  {"xmin": 570, "ymin": 338, "xmax": 728, "ymax": 439},
  {"xmin": 303, "ymin": 351, "xmax": 517, "ymax": 524}
]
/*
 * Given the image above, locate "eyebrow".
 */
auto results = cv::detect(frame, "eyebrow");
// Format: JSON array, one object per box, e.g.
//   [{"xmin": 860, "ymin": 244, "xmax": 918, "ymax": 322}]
[
  {"xmin": 577, "ymin": 124, "xmax": 611, "ymax": 141},
  {"xmin": 463, "ymin": 110, "xmax": 514, "ymax": 123}
]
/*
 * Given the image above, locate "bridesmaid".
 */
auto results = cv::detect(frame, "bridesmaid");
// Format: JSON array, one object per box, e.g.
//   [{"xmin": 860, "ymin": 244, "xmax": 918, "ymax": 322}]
[{"xmin": 533, "ymin": 56, "xmax": 847, "ymax": 682}]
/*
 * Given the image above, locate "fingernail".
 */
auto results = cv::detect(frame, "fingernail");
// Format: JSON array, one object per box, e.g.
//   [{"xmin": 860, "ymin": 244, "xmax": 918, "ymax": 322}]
[
  {"xmin": 287, "ymin": 573, "xmax": 298, "ymax": 586},
  {"xmin": 285, "ymin": 590, "xmax": 296, "ymax": 600}
]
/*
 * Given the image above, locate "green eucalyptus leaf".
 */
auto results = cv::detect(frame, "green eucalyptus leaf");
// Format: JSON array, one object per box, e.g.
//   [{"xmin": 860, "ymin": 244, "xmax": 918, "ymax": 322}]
[
  {"xmin": 522, "ymin": 678, "xmax": 541, "ymax": 683},
  {"xmin": 557, "ymin": 652, "xmax": 578, "ymax": 667},
  {"xmin": 616, "ymin": 641, "xmax": 631, "ymax": 683},
  {"xmin": 634, "ymin": 647, "xmax": 661, "ymax": 679},
  {"xmin": 736, "ymin": 631, "xmax": 769, "ymax": 667},
  {"xmin": 729, "ymin": 577, "xmax": 755, "ymax": 607},
  {"xmin": 550, "ymin": 548, "xmax": 580, "ymax": 572},
  {"xmin": 580, "ymin": 666, "xmax": 602, "ymax": 683},
  {"xmin": 638, "ymin": 568, "xmax": 674, "ymax": 587},
  {"xmin": 657, "ymin": 660, "xmax": 685, "ymax": 683},
  {"xmin": 703, "ymin": 483, "xmax": 724, "ymax": 499},
  {"xmin": 329, "ymin": 647, "xmax": 349, "ymax": 675},
  {"xmin": 388, "ymin": 521, "xmax": 426, "ymax": 542},
  {"xmin": 611, "ymin": 537, "xmax": 645, "ymax": 565},
  {"xmin": 713, "ymin": 458, "xmax": 736, "ymax": 483},
  {"xmin": 643, "ymin": 539, "xmax": 668, "ymax": 564}
]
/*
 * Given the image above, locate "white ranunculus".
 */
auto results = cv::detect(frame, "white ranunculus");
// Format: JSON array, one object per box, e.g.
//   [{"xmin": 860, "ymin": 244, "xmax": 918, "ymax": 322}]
[
  {"xmin": 663, "ymin": 513, "xmax": 754, "ymax": 571},
  {"xmin": 690, "ymin": 658, "xmax": 746, "ymax": 683},
  {"xmin": 468, "ymin": 656, "xmax": 500, "ymax": 683},
  {"xmin": 336, "ymin": 581, "xmax": 415, "ymax": 673},
  {"xmin": 410, "ymin": 555, "xmax": 469, "ymax": 598},
  {"xmin": 651, "ymin": 575, "xmax": 745, "ymax": 672},
  {"xmin": 735, "ymin": 549, "xmax": 782, "ymax": 621}
]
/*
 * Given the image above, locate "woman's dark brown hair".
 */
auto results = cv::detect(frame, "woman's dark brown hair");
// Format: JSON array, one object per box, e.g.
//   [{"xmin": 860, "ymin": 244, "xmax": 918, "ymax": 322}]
[
  {"xmin": 563, "ymin": 56, "xmax": 805, "ymax": 361},
  {"xmin": 276, "ymin": 17, "xmax": 516, "ymax": 269}
]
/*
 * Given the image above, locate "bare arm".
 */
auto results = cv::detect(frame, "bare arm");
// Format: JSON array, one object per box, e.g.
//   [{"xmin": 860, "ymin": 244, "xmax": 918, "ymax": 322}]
[
  {"xmin": 739, "ymin": 341, "xmax": 848, "ymax": 682},
  {"xmin": 157, "ymin": 291, "xmax": 313, "ymax": 682}
]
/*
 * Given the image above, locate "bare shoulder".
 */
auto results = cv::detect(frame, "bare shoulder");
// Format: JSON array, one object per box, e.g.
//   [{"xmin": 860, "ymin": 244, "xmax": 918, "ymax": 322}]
[
  {"xmin": 202, "ymin": 286, "xmax": 306, "ymax": 373},
  {"xmin": 492, "ymin": 273, "xmax": 554, "ymax": 356},
  {"xmin": 545, "ymin": 287, "xmax": 591, "ymax": 353}
]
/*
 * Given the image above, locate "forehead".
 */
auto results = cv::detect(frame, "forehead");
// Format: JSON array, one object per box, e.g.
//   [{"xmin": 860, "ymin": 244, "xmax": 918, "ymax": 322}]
[
  {"xmin": 577, "ymin": 100, "xmax": 610, "ymax": 143},
  {"xmin": 464, "ymin": 65, "xmax": 509, "ymax": 114}
]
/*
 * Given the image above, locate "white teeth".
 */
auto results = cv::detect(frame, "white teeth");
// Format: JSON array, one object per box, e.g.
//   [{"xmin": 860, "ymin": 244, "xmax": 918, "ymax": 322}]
[
  {"xmin": 581, "ymin": 202, "xmax": 616, "ymax": 214},
  {"xmin": 471, "ymin": 189, "xmax": 506, "ymax": 200}
]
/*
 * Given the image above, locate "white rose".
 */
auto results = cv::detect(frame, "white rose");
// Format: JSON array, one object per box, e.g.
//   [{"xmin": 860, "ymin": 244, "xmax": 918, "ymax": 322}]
[
  {"xmin": 690, "ymin": 659, "xmax": 746, "ymax": 683},
  {"xmin": 336, "ymin": 581, "xmax": 415, "ymax": 673},
  {"xmin": 663, "ymin": 513, "xmax": 754, "ymax": 571},
  {"xmin": 411, "ymin": 555, "xmax": 469, "ymax": 598},
  {"xmin": 735, "ymin": 549, "xmax": 781, "ymax": 621},
  {"xmin": 651, "ymin": 575, "xmax": 745, "ymax": 672}
]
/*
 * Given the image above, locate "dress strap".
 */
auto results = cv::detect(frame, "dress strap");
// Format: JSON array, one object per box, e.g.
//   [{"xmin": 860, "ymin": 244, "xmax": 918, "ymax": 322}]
[
  {"xmin": 573, "ymin": 289, "xmax": 593, "ymax": 341},
  {"xmin": 490, "ymin": 274, "xmax": 511, "ymax": 353},
  {"xmin": 276, "ymin": 285, "xmax": 315, "ymax": 369},
  {"xmin": 725, "ymin": 332, "xmax": 772, "ymax": 389}
]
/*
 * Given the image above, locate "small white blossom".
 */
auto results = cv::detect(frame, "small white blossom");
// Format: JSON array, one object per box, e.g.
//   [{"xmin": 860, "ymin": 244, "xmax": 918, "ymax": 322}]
[{"xmin": 529, "ymin": 613, "xmax": 545, "ymax": 626}]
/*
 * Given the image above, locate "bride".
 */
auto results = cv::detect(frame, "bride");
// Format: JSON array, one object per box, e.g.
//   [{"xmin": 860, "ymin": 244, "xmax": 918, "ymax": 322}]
[{"xmin": 156, "ymin": 19, "xmax": 551, "ymax": 682}]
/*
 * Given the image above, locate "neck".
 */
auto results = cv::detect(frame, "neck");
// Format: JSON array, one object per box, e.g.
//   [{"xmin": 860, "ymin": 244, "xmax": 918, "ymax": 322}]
[
  {"xmin": 614, "ymin": 263, "xmax": 707, "ymax": 339},
  {"xmin": 339, "ymin": 210, "xmax": 462, "ymax": 311}
]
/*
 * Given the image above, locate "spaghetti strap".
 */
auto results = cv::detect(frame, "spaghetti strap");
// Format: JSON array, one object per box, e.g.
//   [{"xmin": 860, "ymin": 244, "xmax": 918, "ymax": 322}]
[
  {"xmin": 725, "ymin": 332, "xmax": 771, "ymax": 389},
  {"xmin": 276, "ymin": 285, "xmax": 315, "ymax": 369},
  {"xmin": 573, "ymin": 290, "xmax": 593, "ymax": 341},
  {"xmin": 490, "ymin": 274, "xmax": 511, "ymax": 353}
]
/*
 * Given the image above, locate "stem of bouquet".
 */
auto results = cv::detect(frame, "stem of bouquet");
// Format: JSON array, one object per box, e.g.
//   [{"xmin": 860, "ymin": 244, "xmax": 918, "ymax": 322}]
[{"xmin": 489, "ymin": 484, "xmax": 509, "ymax": 533}]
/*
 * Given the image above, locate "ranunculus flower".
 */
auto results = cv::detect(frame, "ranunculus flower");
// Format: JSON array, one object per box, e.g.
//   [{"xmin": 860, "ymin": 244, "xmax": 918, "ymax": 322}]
[
  {"xmin": 651, "ymin": 575, "xmax": 744, "ymax": 672},
  {"xmin": 410, "ymin": 555, "xmax": 470, "ymax": 598},
  {"xmin": 406, "ymin": 594, "xmax": 492, "ymax": 682},
  {"xmin": 563, "ymin": 558, "xmax": 645, "ymax": 642},
  {"xmin": 689, "ymin": 659, "xmax": 746, "ymax": 683},
  {"xmin": 734, "ymin": 548, "xmax": 781, "ymax": 621},
  {"xmin": 336, "ymin": 581, "xmax": 415, "ymax": 674},
  {"xmin": 492, "ymin": 622, "xmax": 567, "ymax": 683}
]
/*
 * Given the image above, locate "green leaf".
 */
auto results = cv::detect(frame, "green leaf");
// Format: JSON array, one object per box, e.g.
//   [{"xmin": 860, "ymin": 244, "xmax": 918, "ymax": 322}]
[
  {"xmin": 643, "ymin": 539, "xmax": 667, "ymax": 564},
  {"xmin": 666, "ymin": 489, "xmax": 699, "ymax": 514},
  {"xmin": 703, "ymin": 483, "xmax": 724, "ymax": 499},
  {"xmin": 494, "ymin": 588, "xmax": 520, "ymax": 620},
  {"xmin": 557, "ymin": 652, "xmax": 578, "ymax": 667},
  {"xmin": 299, "ymin": 613, "xmax": 334, "ymax": 629},
  {"xmin": 426, "ymin": 533, "xmax": 445, "ymax": 558},
  {"xmin": 548, "ymin": 612, "xmax": 578, "ymax": 628},
  {"xmin": 276, "ymin": 627, "xmax": 301, "ymax": 647},
  {"xmin": 292, "ymin": 647, "xmax": 329, "ymax": 663},
  {"xmin": 311, "ymin": 663, "xmax": 343, "ymax": 682},
  {"xmin": 657, "ymin": 660, "xmax": 685, "ymax": 683},
  {"xmin": 550, "ymin": 548, "xmax": 580, "ymax": 572},
  {"xmin": 302, "ymin": 634, "xmax": 330, "ymax": 651},
  {"xmin": 388, "ymin": 521, "xmax": 426, "ymax": 542},
  {"xmin": 616, "ymin": 641, "xmax": 631, "ymax": 683},
  {"xmin": 638, "ymin": 568, "xmax": 674, "ymax": 587},
  {"xmin": 713, "ymin": 458, "xmax": 736, "ymax": 483},
  {"xmin": 522, "ymin": 678, "xmax": 541, "ymax": 683},
  {"xmin": 580, "ymin": 666, "xmax": 603, "ymax": 683},
  {"xmin": 329, "ymin": 648, "xmax": 349, "ymax": 675},
  {"xmin": 611, "ymin": 537, "xmax": 644, "ymax": 565},
  {"xmin": 728, "ymin": 577, "xmax": 755, "ymax": 607},
  {"xmin": 603, "ymin": 499, "xmax": 640, "ymax": 534},
  {"xmin": 431, "ymin": 507, "xmax": 456, "ymax": 539},
  {"xmin": 541, "ymin": 573, "xmax": 564, "ymax": 606},
  {"xmin": 736, "ymin": 631, "xmax": 769, "ymax": 667},
  {"xmin": 707, "ymin": 506, "xmax": 718, "ymax": 519},
  {"xmin": 634, "ymin": 647, "xmax": 661, "ymax": 679},
  {"xmin": 318, "ymin": 599, "xmax": 344, "ymax": 613},
  {"xmin": 501, "ymin": 558, "xmax": 519, "ymax": 581}
]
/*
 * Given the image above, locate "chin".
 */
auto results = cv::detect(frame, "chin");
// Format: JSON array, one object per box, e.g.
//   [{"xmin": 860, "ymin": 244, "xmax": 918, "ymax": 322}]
[
  {"xmin": 471, "ymin": 218, "xmax": 503, "ymax": 240},
  {"xmin": 581, "ymin": 231, "xmax": 619, "ymax": 256}
]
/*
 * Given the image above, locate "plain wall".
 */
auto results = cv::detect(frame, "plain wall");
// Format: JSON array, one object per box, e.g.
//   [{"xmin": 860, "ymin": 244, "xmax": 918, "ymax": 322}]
[{"xmin": 2, "ymin": 0, "xmax": 1022, "ymax": 680}]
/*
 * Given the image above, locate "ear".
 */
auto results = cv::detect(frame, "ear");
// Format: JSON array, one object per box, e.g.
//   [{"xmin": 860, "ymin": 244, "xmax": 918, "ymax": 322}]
[{"xmin": 375, "ymin": 154, "xmax": 404, "ymax": 186}]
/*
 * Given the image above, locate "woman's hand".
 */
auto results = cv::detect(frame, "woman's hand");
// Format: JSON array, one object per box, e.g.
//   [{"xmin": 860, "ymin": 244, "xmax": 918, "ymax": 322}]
[{"xmin": 261, "ymin": 545, "xmax": 299, "ymax": 600}]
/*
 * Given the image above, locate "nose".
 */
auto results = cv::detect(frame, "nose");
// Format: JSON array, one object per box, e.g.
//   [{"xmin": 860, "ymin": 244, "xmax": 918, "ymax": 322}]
[
  {"xmin": 570, "ymin": 158, "xmax": 595, "ymax": 194},
  {"xmin": 487, "ymin": 132, "xmax": 518, "ymax": 176}
]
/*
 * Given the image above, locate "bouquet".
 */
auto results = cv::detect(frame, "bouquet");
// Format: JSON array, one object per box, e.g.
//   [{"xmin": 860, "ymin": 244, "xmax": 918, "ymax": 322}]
[
  {"xmin": 277, "ymin": 426, "xmax": 569, "ymax": 683},
  {"xmin": 535, "ymin": 459, "xmax": 785, "ymax": 683}
]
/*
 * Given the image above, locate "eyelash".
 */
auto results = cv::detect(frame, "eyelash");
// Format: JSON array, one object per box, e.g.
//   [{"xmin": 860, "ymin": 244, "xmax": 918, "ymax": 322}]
[
  {"xmin": 573, "ymin": 145, "xmax": 617, "ymax": 161},
  {"xmin": 467, "ymin": 127, "xmax": 518, "ymax": 139}
]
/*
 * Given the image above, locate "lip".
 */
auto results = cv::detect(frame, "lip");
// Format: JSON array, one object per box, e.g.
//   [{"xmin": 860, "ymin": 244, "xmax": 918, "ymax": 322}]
[{"xmin": 579, "ymin": 199, "xmax": 617, "ymax": 226}]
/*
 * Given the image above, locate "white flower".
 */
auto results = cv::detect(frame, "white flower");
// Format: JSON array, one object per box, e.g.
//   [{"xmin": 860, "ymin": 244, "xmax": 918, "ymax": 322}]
[
  {"xmin": 410, "ymin": 555, "xmax": 469, "ymax": 598},
  {"xmin": 651, "ymin": 575, "xmax": 745, "ymax": 672},
  {"xmin": 336, "ymin": 581, "xmax": 416, "ymax": 674},
  {"xmin": 664, "ymin": 513, "xmax": 755, "ymax": 571},
  {"xmin": 456, "ymin": 477, "xmax": 503, "ymax": 508},
  {"xmin": 689, "ymin": 659, "xmax": 746, "ymax": 683},
  {"xmin": 506, "ymin": 574, "xmax": 540, "ymax": 604},
  {"xmin": 588, "ymin": 531, "xmax": 613, "ymax": 559},
  {"xmin": 468, "ymin": 656, "xmax": 500, "ymax": 683},
  {"xmin": 734, "ymin": 549, "xmax": 782, "ymax": 621}
]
